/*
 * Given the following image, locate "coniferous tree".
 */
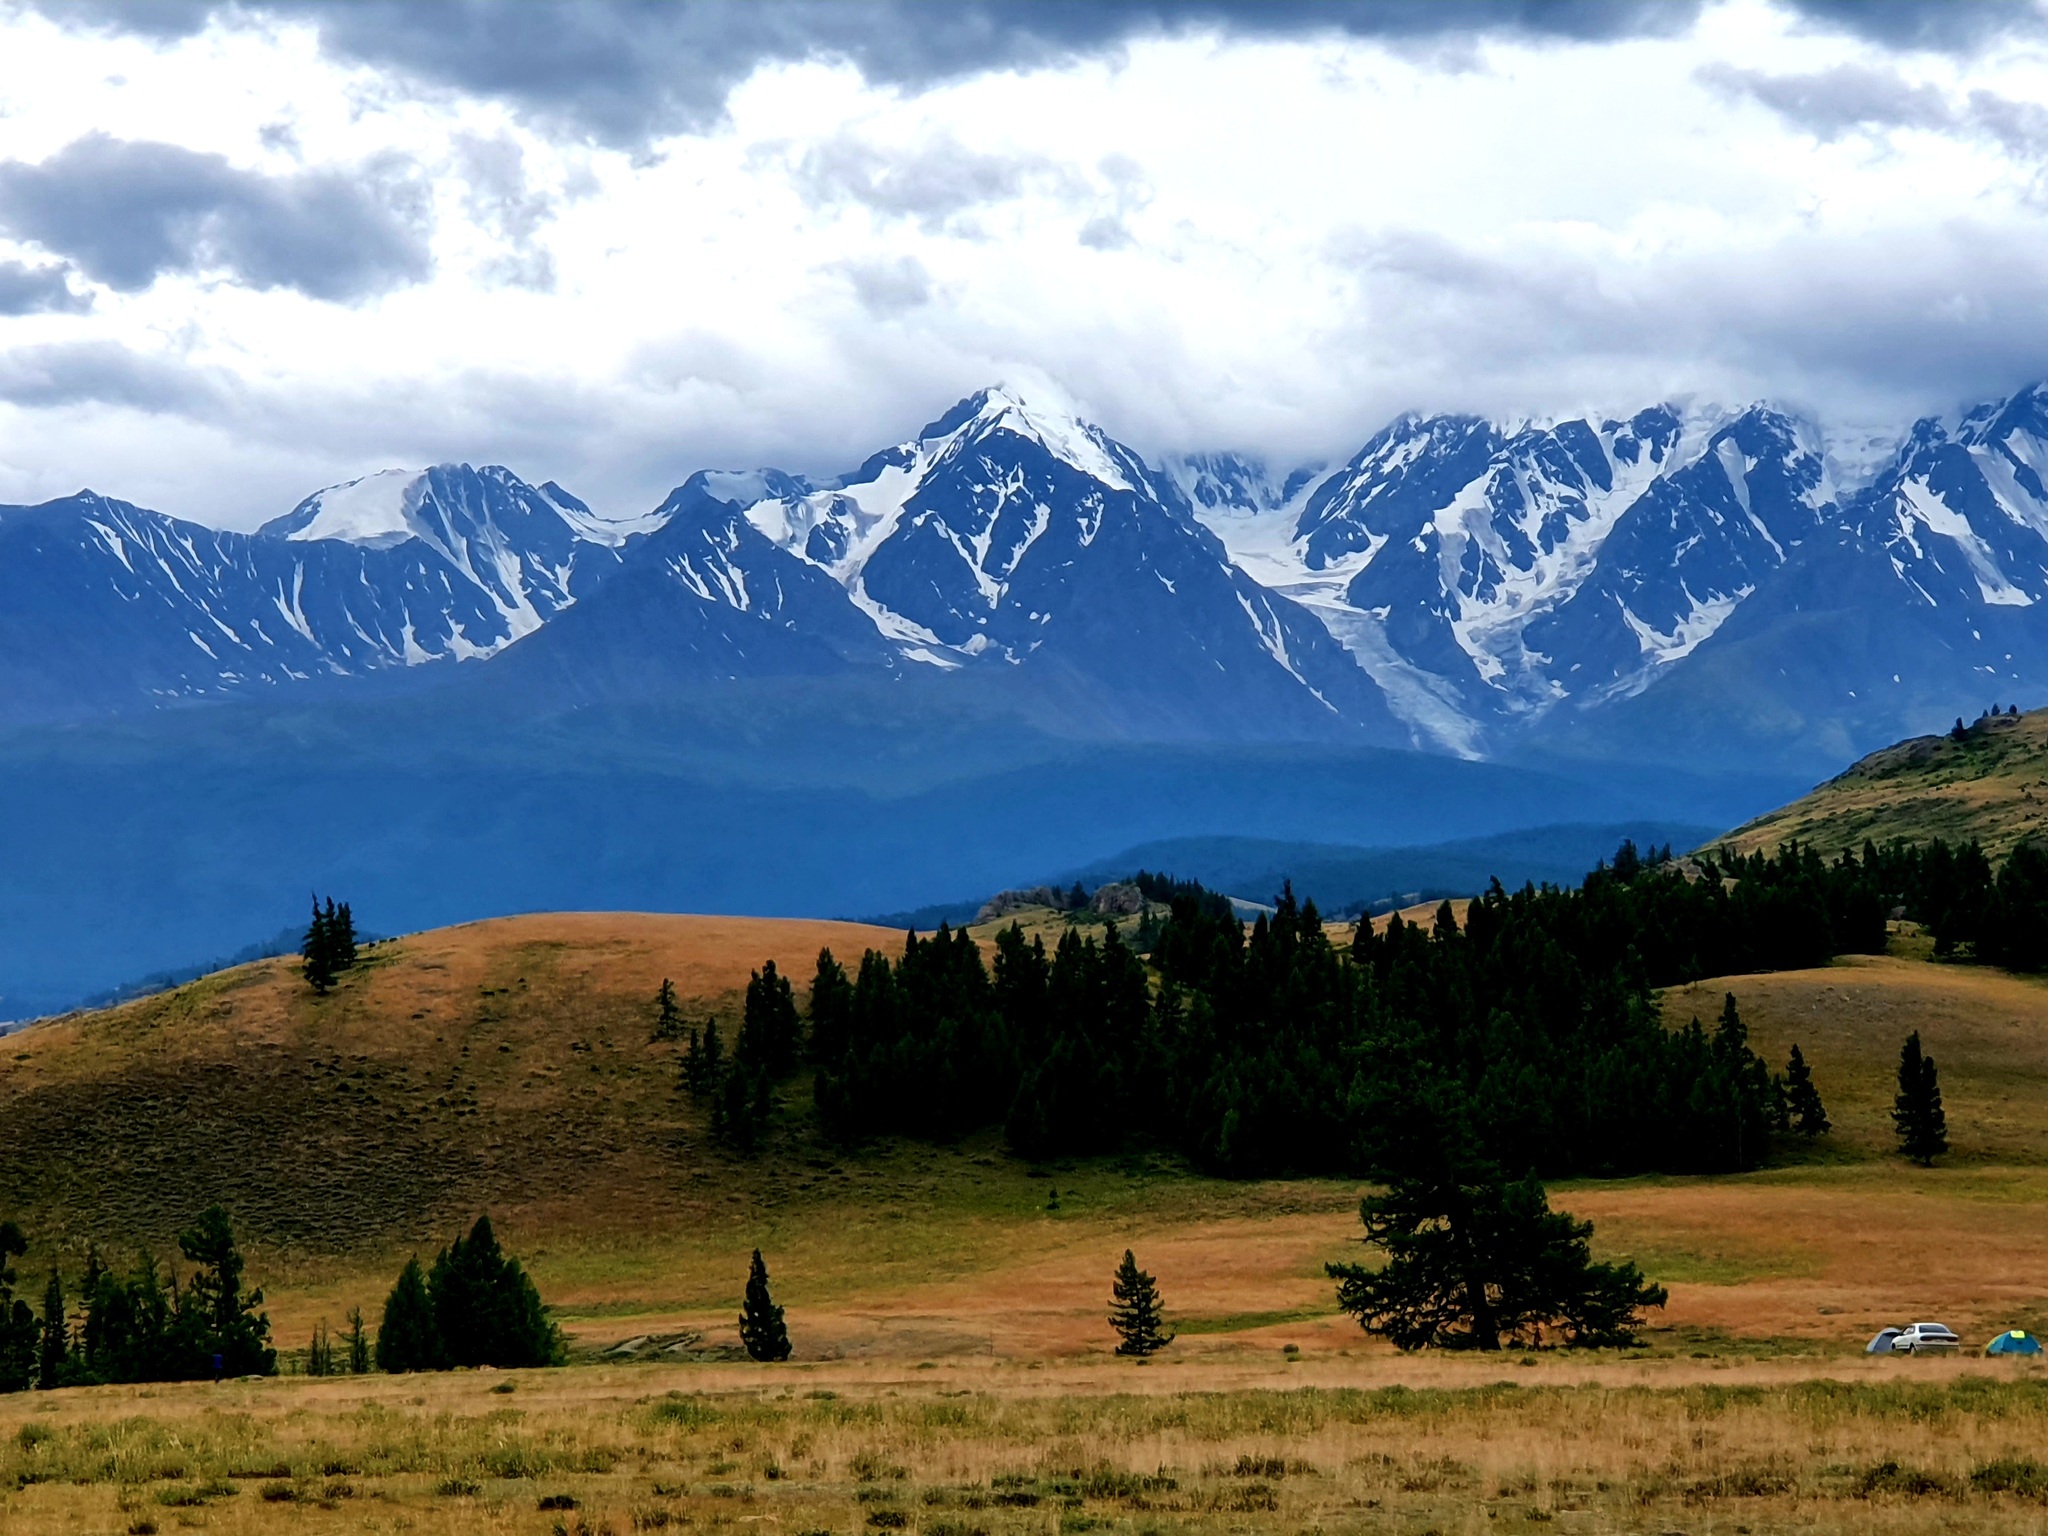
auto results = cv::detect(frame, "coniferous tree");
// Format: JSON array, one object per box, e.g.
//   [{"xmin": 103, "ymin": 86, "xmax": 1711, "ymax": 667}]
[
  {"xmin": 0, "ymin": 1223, "xmax": 35, "ymax": 1392},
  {"xmin": 307, "ymin": 1321, "xmax": 335, "ymax": 1376},
  {"xmin": 376, "ymin": 1256, "xmax": 442, "ymax": 1373},
  {"xmin": 302, "ymin": 895, "xmax": 336, "ymax": 995},
  {"xmin": 683, "ymin": 1020, "xmax": 725, "ymax": 1099},
  {"xmin": 712, "ymin": 1060, "xmax": 770, "ymax": 1151},
  {"xmin": 807, "ymin": 950, "xmax": 854, "ymax": 1066},
  {"xmin": 1783, "ymin": 1044, "xmax": 1830, "ymax": 1135},
  {"xmin": 1893, "ymin": 1031, "xmax": 1949, "ymax": 1165},
  {"xmin": 653, "ymin": 978, "xmax": 683, "ymax": 1041},
  {"xmin": 177, "ymin": 1206, "xmax": 275, "ymax": 1377},
  {"xmin": 1328, "ymin": 1166, "xmax": 1667, "ymax": 1350},
  {"xmin": 738, "ymin": 1249, "xmax": 791, "ymax": 1362},
  {"xmin": 428, "ymin": 1215, "xmax": 563, "ymax": 1369},
  {"xmin": 334, "ymin": 901, "xmax": 357, "ymax": 967},
  {"xmin": 1108, "ymin": 1249, "xmax": 1174, "ymax": 1356},
  {"xmin": 345, "ymin": 1307, "xmax": 370, "ymax": 1374},
  {"xmin": 37, "ymin": 1266, "xmax": 66, "ymax": 1389},
  {"xmin": 739, "ymin": 961, "xmax": 801, "ymax": 1078}
]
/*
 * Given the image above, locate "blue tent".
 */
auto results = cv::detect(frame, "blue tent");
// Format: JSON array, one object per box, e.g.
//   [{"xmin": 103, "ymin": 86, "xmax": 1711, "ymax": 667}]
[
  {"xmin": 1866, "ymin": 1328, "xmax": 1902, "ymax": 1354},
  {"xmin": 1985, "ymin": 1330, "xmax": 2043, "ymax": 1356}
]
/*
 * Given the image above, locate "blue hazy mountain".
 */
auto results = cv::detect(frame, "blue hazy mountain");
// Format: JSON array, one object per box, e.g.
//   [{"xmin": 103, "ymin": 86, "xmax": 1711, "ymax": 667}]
[{"xmin": 0, "ymin": 464, "xmax": 654, "ymax": 724}]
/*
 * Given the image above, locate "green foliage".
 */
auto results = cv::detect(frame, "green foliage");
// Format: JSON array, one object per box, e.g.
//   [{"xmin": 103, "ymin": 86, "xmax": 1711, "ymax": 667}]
[
  {"xmin": 1783, "ymin": 1044, "xmax": 1830, "ymax": 1136},
  {"xmin": 740, "ymin": 960, "xmax": 802, "ymax": 1079},
  {"xmin": 1108, "ymin": 1250, "xmax": 1173, "ymax": 1357},
  {"xmin": 377, "ymin": 1217, "xmax": 562, "ymax": 1373},
  {"xmin": 739, "ymin": 1249, "xmax": 792, "ymax": 1363},
  {"xmin": 1893, "ymin": 1031, "xmax": 1949, "ymax": 1166},
  {"xmin": 178, "ymin": 1205, "xmax": 276, "ymax": 1376},
  {"xmin": 301, "ymin": 894, "xmax": 358, "ymax": 995},
  {"xmin": 307, "ymin": 1320, "xmax": 337, "ymax": 1376},
  {"xmin": 36, "ymin": 1266, "xmax": 65, "ymax": 1390},
  {"xmin": 682, "ymin": 1020, "xmax": 724, "ymax": 1100},
  {"xmin": 807, "ymin": 950, "xmax": 855, "ymax": 1066},
  {"xmin": 652, "ymin": 978, "xmax": 683, "ymax": 1041},
  {"xmin": 1327, "ymin": 1167, "xmax": 1667, "ymax": 1350},
  {"xmin": 0, "ymin": 1221, "xmax": 36, "ymax": 1392},
  {"xmin": 345, "ymin": 1306, "xmax": 370, "ymax": 1375},
  {"xmin": 375, "ymin": 1256, "xmax": 441, "ymax": 1373}
]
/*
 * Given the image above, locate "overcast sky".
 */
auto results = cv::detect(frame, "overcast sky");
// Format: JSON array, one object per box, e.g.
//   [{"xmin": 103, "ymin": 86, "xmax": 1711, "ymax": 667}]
[{"xmin": 2, "ymin": 0, "xmax": 2048, "ymax": 526}]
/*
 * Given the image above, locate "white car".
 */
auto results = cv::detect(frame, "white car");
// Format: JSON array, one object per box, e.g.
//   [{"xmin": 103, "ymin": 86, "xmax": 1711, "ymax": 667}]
[{"xmin": 1890, "ymin": 1322, "xmax": 1961, "ymax": 1354}]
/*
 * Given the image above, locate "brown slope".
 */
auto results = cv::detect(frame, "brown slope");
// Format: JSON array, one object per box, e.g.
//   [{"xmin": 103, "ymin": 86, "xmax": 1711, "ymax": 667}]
[
  {"xmin": 1716, "ymin": 706, "xmax": 2048, "ymax": 857},
  {"xmin": 0, "ymin": 912, "xmax": 900, "ymax": 1255}
]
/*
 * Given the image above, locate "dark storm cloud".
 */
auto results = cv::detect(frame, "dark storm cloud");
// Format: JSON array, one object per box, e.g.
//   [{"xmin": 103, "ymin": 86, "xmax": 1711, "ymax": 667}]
[
  {"xmin": 0, "ymin": 259, "xmax": 89, "ymax": 315},
  {"xmin": 0, "ymin": 134, "xmax": 431, "ymax": 301},
  {"xmin": 35, "ymin": 1, "xmax": 1707, "ymax": 148},
  {"xmin": 1783, "ymin": 0, "xmax": 2047, "ymax": 52}
]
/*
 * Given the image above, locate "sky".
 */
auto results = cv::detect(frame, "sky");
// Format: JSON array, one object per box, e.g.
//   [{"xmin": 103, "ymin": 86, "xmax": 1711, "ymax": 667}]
[{"xmin": 2, "ymin": 0, "xmax": 2048, "ymax": 527}]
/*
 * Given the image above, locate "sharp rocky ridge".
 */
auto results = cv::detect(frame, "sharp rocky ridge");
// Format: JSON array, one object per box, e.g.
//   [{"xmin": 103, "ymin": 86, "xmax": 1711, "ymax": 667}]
[{"xmin": 9, "ymin": 382, "xmax": 2048, "ymax": 769}]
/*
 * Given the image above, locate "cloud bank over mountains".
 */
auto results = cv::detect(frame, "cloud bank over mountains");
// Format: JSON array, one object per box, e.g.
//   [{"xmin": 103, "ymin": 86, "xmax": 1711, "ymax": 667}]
[{"xmin": 1, "ymin": 0, "xmax": 2048, "ymax": 527}]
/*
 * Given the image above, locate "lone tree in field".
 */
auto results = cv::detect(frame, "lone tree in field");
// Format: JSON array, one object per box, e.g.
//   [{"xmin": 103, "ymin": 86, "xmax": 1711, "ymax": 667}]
[
  {"xmin": 302, "ymin": 895, "xmax": 337, "ymax": 994},
  {"xmin": 1783, "ymin": 1045, "xmax": 1830, "ymax": 1136},
  {"xmin": 738, "ymin": 1249, "xmax": 791, "ymax": 1362},
  {"xmin": 1327, "ymin": 1168, "xmax": 1667, "ymax": 1350},
  {"xmin": 1893, "ymin": 1031, "xmax": 1949, "ymax": 1165},
  {"xmin": 653, "ymin": 978, "xmax": 683, "ymax": 1040},
  {"xmin": 1108, "ymin": 1249, "xmax": 1174, "ymax": 1356}
]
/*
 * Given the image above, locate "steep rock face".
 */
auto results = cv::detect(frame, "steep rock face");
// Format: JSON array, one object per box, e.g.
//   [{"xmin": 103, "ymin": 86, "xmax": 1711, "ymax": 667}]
[
  {"xmin": 709, "ymin": 388, "xmax": 1406, "ymax": 742},
  {"xmin": 0, "ymin": 465, "xmax": 653, "ymax": 724}
]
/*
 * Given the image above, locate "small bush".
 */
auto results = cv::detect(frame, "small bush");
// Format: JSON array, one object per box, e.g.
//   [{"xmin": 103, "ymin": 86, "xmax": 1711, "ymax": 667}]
[
  {"xmin": 539, "ymin": 1493, "xmax": 581, "ymax": 1510},
  {"xmin": 259, "ymin": 1484, "xmax": 300, "ymax": 1503},
  {"xmin": 1973, "ymin": 1459, "xmax": 2048, "ymax": 1499},
  {"xmin": 867, "ymin": 1511, "xmax": 909, "ymax": 1529},
  {"xmin": 438, "ymin": 1477, "xmax": 483, "ymax": 1497},
  {"xmin": 1856, "ymin": 1460, "xmax": 1957, "ymax": 1499},
  {"xmin": 14, "ymin": 1423, "xmax": 54, "ymax": 1452}
]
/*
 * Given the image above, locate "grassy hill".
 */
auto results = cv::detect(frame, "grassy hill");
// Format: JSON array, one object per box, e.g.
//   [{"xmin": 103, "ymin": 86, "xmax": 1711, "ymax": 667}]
[{"xmin": 1719, "ymin": 706, "xmax": 2048, "ymax": 857}]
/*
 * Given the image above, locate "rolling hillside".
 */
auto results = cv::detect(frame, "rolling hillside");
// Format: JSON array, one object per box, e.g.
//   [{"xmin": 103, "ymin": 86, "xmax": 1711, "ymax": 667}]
[{"xmin": 1719, "ymin": 706, "xmax": 2048, "ymax": 857}]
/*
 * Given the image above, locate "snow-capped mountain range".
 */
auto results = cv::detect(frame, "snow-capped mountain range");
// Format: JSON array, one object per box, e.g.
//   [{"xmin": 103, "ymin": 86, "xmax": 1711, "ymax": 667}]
[{"xmin": 10, "ymin": 381, "xmax": 2048, "ymax": 769}]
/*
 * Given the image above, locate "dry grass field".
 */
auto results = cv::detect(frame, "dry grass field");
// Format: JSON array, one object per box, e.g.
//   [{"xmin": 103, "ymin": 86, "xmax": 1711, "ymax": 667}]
[{"xmin": 10, "ymin": 909, "xmax": 2048, "ymax": 1531}]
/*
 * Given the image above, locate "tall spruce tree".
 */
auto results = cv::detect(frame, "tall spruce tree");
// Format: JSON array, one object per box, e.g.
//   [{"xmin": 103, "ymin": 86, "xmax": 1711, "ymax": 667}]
[
  {"xmin": 1893, "ymin": 1031, "xmax": 1949, "ymax": 1165},
  {"xmin": 37, "ymin": 1267, "xmax": 66, "ymax": 1389},
  {"xmin": 738, "ymin": 1249, "xmax": 791, "ymax": 1362},
  {"xmin": 376, "ymin": 1257, "xmax": 442, "ymax": 1372},
  {"xmin": 1108, "ymin": 1250, "xmax": 1174, "ymax": 1356},
  {"xmin": 302, "ymin": 895, "xmax": 336, "ymax": 994},
  {"xmin": 427, "ymin": 1215, "xmax": 562, "ymax": 1369},
  {"xmin": 0, "ymin": 1223, "xmax": 34, "ymax": 1391},
  {"xmin": 807, "ymin": 950, "xmax": 854, "ymax": 1066},
  {"xmin": 333, "ymin": 901, "xmax": 357, "ymax": 968},
  {"xmin": 345, "ymin": 1306, "xmax": 370, "ymax": 1375},
  {"xmin": 653, "ymin": 979, "xmax": 683, "ymax": 1041},
  {"xmin": 740, "ymin": 961, "xmax": 801, "ymax": 1078},
  {"xmin": 1783, "ymin": 1045, "xmax": 1830, "ymax": 1135},
  {"xmin": 178, "ymin": 1206, "xmax": 275, "ymax": 1377},
  {"xmin": 683, "ymin": 1020, "xmax": 724, "ymax": 1099}
]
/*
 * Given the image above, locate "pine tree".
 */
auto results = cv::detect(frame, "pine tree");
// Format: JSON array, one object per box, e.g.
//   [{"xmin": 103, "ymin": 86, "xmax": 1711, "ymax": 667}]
[
  {"xmin": 427, "ymin": 1215, "xmax": 563, "ymax": 1369},
  {"xmin": 653, "ymin": 978, "xmax": 683, "ymax": 1041},
  {"xmin": 376, "ymin": 1257, "xmax": 442, "ymax": 1372},
  {"xmin": 345, "ymin": 1306, "xmax": 370, "ymax": 1374},
  {"xmin": 0, "ymin": 1221, "xmax": 37, "ymax": 1392},
  {"xmin": 334, "ymin": 902, "xmax": 358, "ymax": 968},
  {"xmin": 738, "ymin": 1249, "xmax": 791, "ymax": 1362},
  {"xmin": 684, "ymin": 1021, "xmax": 724, "ymax": 1099},
  {"xmin": 712, "ymin": 1061, "xmax": 768, "ymax": 1152},
  {"xmin": 740, "ymin": 961, "xmax": 801, "ymax": 1078},
  {"xmin": 302, "ymin": 895, "xmax": 335, "ymax": 995},
  {"xmin": 307, "ymin": 1321, "xmax": 334, "ymax": 1376},
  {"xmin": 36, "ymin": 1267, "xmax": 66, "ymax": 1389},
  {"xmin": 178, "ymin": 1206, "xmax": 275, "ymax": 1376},
  {"xmin": 1108, "ymin": 1249, "xmax": 1174, "ymax": 1356},
  {"xmin": 1783, "ymin": 1044, "xmax": 1830, "ymax": 1135},
  {"xmin": 1893, "ymin": 1031, "xmax": 1949, "ymax": 1165},
  {"xmin": 807, "ymin": 950, "xmax": 854, "ymax": 1066}
]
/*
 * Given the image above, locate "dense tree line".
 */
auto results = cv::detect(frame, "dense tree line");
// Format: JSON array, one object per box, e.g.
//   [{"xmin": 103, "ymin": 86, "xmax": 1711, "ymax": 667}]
[
  {"xmin": 0, "ymin": 1207, "xmax": 274, "ymax": 1390},
  {"xmin": 794, "ymin": 845, "xmax": 1854, "ymax": 1178}
]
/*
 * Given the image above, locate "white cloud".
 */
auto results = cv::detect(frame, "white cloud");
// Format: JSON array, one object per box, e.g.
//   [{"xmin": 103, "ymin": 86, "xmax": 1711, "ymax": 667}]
[{"xmin": 2, "ymin": 0, "xmax": 2048, "ymax": 526}]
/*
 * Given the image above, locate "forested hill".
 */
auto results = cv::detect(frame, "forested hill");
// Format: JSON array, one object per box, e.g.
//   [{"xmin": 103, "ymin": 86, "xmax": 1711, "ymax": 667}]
[{"xmin": 1720, "ymin": 705, "xmax": 2048, "ymax": 859}]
